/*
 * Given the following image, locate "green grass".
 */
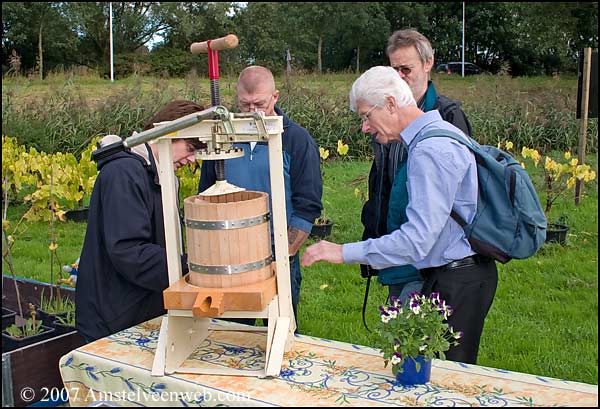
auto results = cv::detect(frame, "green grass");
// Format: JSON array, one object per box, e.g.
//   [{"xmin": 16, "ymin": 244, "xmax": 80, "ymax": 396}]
[{"xmin": 3, "ymin": 158, "xmax": 598, "ymax": 385}]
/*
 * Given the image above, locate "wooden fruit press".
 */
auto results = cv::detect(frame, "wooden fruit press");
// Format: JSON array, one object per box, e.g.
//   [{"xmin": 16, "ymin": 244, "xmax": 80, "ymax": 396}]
[{"xmin": 92, "ymin": 35, "xmax": 295, "ymax": 378}]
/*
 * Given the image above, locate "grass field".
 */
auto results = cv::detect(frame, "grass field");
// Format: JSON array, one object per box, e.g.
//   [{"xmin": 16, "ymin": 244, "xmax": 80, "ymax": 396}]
[{"xmin": 3, "ymin": 157, "xmax": 597, "ymax": 385}]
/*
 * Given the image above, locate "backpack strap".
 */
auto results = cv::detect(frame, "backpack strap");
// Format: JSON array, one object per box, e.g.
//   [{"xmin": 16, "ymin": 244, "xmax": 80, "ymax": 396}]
[
  {"xmin": 362, "ymin": 274, "xmax": 373, "ymax": 332},
  {"xmin": 450, "ymin": 209, "xmax": 467, "ymax": 228},
  {"xmin": 436, "ymin": 97, "xmax": 460, "ymax": 119},
  {"xmin": 410, "ymin": 129, "xmax": 475, "ymax": 229}
]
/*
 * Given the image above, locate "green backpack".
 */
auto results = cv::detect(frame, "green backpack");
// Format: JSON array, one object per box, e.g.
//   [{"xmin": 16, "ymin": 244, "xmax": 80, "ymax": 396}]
[{"xmin": 411, "ymin": 130, "xmax": 547, "ymax": 263}]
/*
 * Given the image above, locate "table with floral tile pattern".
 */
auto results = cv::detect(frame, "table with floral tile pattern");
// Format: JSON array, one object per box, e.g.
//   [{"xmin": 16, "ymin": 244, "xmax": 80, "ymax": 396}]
[{"xmin": 59, "ymin": 317, "xmax": 598, "ymax": 407}]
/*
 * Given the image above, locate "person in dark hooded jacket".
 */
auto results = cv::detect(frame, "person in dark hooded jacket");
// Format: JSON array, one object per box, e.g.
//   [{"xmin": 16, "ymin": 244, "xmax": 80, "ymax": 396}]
[{"xmin": 75, "ymin": 100, "xmax": 206, "ymax": 343}]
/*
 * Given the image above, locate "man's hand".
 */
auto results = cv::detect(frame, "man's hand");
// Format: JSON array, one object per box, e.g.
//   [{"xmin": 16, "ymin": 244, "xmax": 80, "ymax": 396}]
[
  {"xmin": 301, "ymin": 240, "xmax": 343, "ymax": 267},
  {"xmin": 288, "ymin": 226, "xmax": 309, "ymax": 257}
]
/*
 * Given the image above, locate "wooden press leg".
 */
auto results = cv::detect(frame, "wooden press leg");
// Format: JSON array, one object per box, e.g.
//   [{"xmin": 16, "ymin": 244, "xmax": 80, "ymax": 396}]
[{"xmin": 164, "ymin": 314, "xmax": 210, "ymax": 374}]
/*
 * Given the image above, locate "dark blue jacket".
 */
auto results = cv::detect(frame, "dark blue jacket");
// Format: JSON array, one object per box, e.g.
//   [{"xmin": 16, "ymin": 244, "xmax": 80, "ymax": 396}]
[
  {"xmin": 76, "ymin": 145, "xmax": 174, "ymax": 342},
  {"xmin": 199, "ymin": 107, "xmax": 323, "ymax": 235}
]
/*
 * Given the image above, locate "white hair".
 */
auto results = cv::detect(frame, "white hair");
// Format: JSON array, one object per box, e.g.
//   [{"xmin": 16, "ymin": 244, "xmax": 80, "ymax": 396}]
[{"xmin": 349, "ymin": 66, "xmax": 416, "ymax": 112}]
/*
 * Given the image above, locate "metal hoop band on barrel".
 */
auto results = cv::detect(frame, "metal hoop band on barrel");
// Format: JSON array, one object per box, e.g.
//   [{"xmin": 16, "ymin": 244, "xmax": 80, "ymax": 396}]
[
  {"xmin": 185, "ymin": 213, "xmax": 270, "ymax": 230},
  {"xmin": 188, "ymin": 256, "xmax": 273, "ymax": 275}
]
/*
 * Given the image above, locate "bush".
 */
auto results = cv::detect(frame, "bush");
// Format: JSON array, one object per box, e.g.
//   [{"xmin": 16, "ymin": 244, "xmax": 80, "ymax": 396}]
[
  {"xmin": 2, "ymin": 74, "xmax": 598, "ymax": 159},
  {"xmin": 2, "ymin": 77, "xmax": 211, "ymax": 154}
]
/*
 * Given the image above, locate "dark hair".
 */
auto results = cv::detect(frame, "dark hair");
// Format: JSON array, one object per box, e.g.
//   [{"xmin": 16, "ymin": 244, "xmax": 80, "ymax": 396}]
[{"xmin": 143, "ymin": 100, "xmax": 207, "ymax": 150}]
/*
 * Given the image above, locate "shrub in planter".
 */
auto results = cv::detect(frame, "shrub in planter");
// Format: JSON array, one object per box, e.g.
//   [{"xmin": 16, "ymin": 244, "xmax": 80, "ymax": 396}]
[
  {"xmin": 64, "ymin": 208, "xmax": 89, "ymax": 223},
  {"xmin": 52, "ymin": 310, "xmax": 76, "ymax": 335},
  {"xmin": 2, "ymin": 317, "xmax": 56, "ymax": 352},
  {"xmin": 310, "ymin": 140, "xmax": 349, "ymax": 240},
  {"xmin": 37, "ymin": 289, "xmax": 74, "ymax": 327},
  {"xmin": 311, "ymin": 218, "xmax": 334, "ymax": 239}
]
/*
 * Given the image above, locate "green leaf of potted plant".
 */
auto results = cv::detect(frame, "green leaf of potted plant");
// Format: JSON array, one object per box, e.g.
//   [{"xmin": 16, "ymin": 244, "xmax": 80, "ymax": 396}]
[{"xmin": 53, "ymin": 309, "xmax": 76, "ymax": 335}]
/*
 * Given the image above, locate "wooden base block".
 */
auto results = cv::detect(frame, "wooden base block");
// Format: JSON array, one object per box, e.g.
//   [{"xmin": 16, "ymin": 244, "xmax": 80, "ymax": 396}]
[{"xmin": 164, "ymin": 270, "xmax": 277, "ymax": 318}]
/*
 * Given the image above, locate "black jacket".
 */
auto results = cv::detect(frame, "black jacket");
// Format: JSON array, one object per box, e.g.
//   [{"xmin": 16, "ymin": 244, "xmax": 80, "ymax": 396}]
[
  {"xmin": 75, "ymin": 145, "xmax": 173, "ymax": 342},
  {"xmin": 360, "ymin": 89, "xmax": 472, "ymax": 277}
]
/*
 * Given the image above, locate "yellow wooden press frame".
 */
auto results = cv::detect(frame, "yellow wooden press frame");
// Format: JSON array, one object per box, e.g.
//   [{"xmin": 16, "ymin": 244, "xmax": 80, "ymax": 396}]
[{"xmin": 148, "ymin": 112, "xmax": 295, "ymax": 378}]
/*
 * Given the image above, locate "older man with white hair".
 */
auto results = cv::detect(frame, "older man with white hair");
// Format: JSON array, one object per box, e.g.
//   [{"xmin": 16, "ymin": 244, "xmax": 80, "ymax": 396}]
[{"xmin": 301, "ymin": 66, "xmax": 498, "ymax": 365}]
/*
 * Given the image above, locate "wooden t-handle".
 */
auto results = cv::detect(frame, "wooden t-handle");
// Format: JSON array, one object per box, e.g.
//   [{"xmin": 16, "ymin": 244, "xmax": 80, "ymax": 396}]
[{"xmin": 190, "ymin": 34, "xmax": 239, "ymax": 54}]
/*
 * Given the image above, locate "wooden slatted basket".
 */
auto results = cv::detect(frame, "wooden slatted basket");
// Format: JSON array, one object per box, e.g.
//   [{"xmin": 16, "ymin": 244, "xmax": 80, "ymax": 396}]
[{"xmin": 183, "ymin": 191, "xmax": 274, "ymax": 289}]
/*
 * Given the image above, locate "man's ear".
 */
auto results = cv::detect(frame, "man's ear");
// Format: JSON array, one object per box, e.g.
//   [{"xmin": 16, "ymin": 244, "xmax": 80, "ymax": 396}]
[
  {"xmin": 424, "ymin": 57, "xmax": 434, "ymax": 74},
  {"xmin": 385, "ymin": 95, "xmax": 397, "ymax": 113},
  {"xmin": 273, "ymin": 90, "xmax": 280, "ymax": 104}
]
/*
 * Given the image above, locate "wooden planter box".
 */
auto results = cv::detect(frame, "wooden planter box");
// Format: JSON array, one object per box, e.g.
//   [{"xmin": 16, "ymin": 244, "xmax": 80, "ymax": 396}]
[
  {"xmin": 2, "ymin": 275, "xmax": 85, "ymax": 407},
  {"xmin": 2, "ymin": 307, "xmax": 17, "ymax": 330}
]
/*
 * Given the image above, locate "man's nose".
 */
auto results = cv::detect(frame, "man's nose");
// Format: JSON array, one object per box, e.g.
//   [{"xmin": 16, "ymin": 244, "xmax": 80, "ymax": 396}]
[{"xmin": 361, "ymin": 121, "xmax": 370, "ymax": 134}]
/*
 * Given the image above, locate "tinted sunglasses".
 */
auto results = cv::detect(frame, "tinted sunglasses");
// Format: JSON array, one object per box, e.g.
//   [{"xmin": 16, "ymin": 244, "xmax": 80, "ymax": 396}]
[{"xmin": 393, "ymin": 65, "xmax": 413, "ymax": 75}]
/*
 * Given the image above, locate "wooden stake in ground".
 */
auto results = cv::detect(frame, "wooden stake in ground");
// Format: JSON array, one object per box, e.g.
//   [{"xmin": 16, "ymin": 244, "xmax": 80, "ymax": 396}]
[{"xmin": 575, "ymin": 47, "xmax": 592, "ymax": 205}]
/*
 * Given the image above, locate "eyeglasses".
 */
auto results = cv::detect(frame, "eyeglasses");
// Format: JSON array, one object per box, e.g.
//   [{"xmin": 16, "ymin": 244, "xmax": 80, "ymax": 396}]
[
  {"xmin": 359, "ymin": 104, "xmax": 379, "ymax": 123},
  {"xmin": 392, "ymin": 65, "xmax": 413, "ymax": 76},
  {"xmin": 238, "ymin": 95, "xmax": 274, "ymax": 112},
  {"xmin": 183, "ymin": 142, "xmax": 197, "ymax": 154}
]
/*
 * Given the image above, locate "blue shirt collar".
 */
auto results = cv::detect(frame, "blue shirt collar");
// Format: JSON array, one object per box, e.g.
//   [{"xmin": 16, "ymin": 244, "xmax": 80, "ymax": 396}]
[{"xmin": 400, "ymin": 110, "xmax": 443, "ymax": 147}]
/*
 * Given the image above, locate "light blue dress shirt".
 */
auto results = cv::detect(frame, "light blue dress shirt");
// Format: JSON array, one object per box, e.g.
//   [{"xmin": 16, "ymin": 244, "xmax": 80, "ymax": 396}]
[{"xmin": 343, "ymin": 110, "xmax": 478, "ymax": 270}]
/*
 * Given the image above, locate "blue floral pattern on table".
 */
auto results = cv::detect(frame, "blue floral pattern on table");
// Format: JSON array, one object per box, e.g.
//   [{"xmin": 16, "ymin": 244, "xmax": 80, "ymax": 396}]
[{"xmin": 58, "ymin": 319, "xmax": 599, "ymax": 407}]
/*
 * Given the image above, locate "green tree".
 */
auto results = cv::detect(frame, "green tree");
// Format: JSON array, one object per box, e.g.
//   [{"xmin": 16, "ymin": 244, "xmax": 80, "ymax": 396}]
[
  {"xmin": 321, "ymin": 3, "xmax": 389, "ymax": 72},
  {"xmin": 64, "ymin": 2, "xmax": 169, "ymax": 68},
  {"xmin": 235, "ymin": 3, "xmax": 290, "ymax": 70},
  {"xmin": 2, "ymin": 2, "xmax": 77, "ymax": 77},
  {"xmin": 283, "ymin": 2, "xmax": 343, "ymax": 73},
  {"xmin": 161, "ymin": 2, "xmax": 238, "ymax": 48}
]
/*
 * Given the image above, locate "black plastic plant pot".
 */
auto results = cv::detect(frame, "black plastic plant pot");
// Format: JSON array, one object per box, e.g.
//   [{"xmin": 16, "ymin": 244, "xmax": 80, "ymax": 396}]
[
  {"xmin": 2, "ymin": 325, "xmax": 56, "ymax": 353},
  {"xmin": 52, "ymin": 319, "xmax": 76, "ymax": 336},
  {"xmin": 545, "ymin": 223, "xmax": 569, "ymax": 245},
  {"xmin": 310, "ymin": 220, "xmax": 334, "ymax": 239},
  {"xmin": 36, "ymin": 309, "xmax": 68, "ymax": 327},
  {"xmin": 2, "ymin": 307, "xmax": 17, "ymax": 330},
  {"xmin": 65, "ymin": 208, "xmax": 89, "ymax": 223}
]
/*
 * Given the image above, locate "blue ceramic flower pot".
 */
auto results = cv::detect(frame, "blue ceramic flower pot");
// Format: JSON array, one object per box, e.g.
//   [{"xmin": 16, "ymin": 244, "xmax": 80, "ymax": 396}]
[{"xmin": 396, "ymin": 355, "xmax": 432, "ymax": 385}]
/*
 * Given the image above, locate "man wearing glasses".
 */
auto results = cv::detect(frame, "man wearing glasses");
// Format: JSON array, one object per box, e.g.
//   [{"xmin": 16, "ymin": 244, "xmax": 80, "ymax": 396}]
[
  {"xmin": 302, "ymin": 66, "xmax": 498, "ymax": 364},
  {"xmin": 360, "ymin": 29, "xmax": 473, "ymax": 302},
  {"xmin": 198, "ymin": 66, "xmax": 323, "ymax": 331}
]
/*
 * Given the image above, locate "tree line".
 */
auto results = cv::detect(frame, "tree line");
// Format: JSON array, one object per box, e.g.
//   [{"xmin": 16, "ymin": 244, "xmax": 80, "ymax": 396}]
[{"xmin": 2, "ymin": 2, "xmax": 598, "ymax": 79}]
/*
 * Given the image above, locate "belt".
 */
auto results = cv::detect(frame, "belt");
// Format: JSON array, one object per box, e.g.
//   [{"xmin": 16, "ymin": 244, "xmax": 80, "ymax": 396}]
[{"xmin": 420, "ymin": 254, "xmax": 489, "ymax": 276}]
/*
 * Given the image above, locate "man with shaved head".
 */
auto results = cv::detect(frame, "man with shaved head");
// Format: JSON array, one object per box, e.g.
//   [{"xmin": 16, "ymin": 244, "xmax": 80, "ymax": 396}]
[{"xmin": 199, "ymin": 66, "xmax": 323, "ymax": 331}]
